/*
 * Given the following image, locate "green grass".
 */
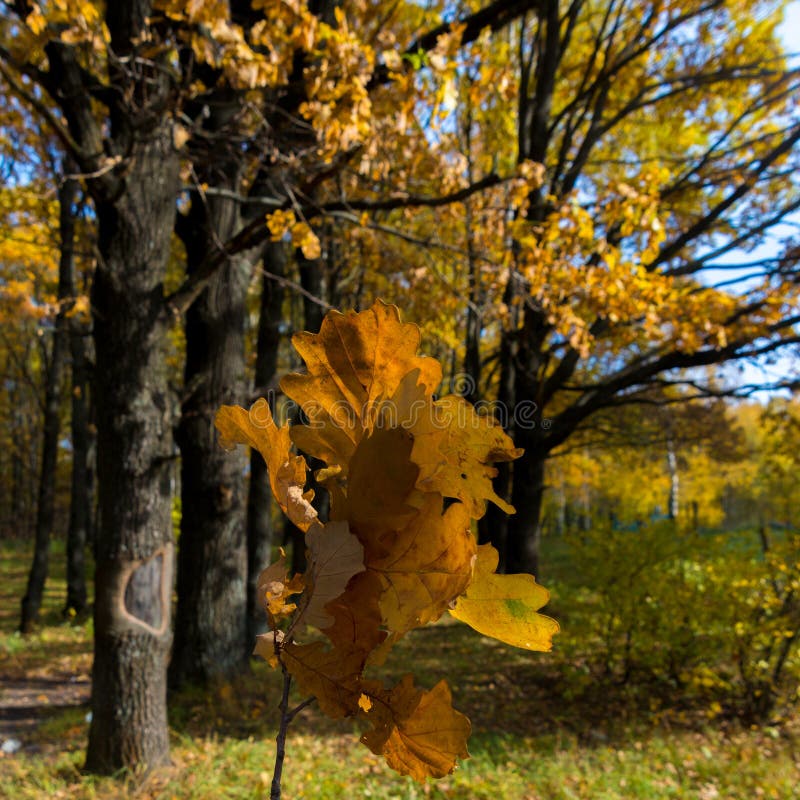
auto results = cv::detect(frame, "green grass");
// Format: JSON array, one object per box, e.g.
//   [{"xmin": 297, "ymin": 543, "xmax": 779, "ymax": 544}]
[{"xmin": 1, "ymin": 538, "xmax": 799, "ymax": 799}]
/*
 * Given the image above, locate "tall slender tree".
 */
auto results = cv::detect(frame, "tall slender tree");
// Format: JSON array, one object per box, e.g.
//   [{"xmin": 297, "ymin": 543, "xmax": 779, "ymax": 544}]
[{"xmin": 19, "ymin": 167, "xmax": 74, "ymax": 632}]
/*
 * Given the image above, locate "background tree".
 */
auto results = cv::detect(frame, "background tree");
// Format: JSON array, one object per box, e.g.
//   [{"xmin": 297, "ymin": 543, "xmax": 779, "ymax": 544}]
[{"xmin": 0, "ymin": 0, "xmax": 543, "ymax": 770}]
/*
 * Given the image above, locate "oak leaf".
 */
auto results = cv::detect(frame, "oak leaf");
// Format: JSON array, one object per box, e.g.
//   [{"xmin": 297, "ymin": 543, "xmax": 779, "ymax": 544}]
[
  {"xmin": 256, "ymin": 552, "xmax": 304, "ymax": 628},
  {"xmin": 360, "ymin": 675, "xmax": 470, "ymax": 781},
  {"xmin": 295, "ymin": 520, "xmax": 365, "ymax": 631},
  {"xmin": 407, "ymin": 390, "xmax": 523, "ymax": 518},
  {"xmin": 283, "ymin": 641, "xmax": 364, "ymax": 719},
  {"xmin": 322, "ymin": 570, "xmax": 387, "ymax": 657},
  {"xmin": 281, "ymin": 299, "xmax": 442, "ymax": 473},
  {"xmin": 367, "ymin": 495, "xmax": 475, "ymax": 634},
  {"xmin": 215, "ymin": 399, "xmax": 318, "ymax": 531},
  {"xmin": 449, "ymin": 544, "xmax": 560, "ymax": 651}
]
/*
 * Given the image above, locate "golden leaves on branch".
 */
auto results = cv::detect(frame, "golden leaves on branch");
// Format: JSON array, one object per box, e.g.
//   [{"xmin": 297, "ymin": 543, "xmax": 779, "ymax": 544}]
[{"xmin": 215, "ymin": 299, "xmax": 558, "ymax": 781}]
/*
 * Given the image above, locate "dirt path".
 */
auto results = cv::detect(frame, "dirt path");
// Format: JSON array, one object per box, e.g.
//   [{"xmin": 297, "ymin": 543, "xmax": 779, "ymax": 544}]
[{"xmin": 0, "ymin": 673, "xmax": 90, "ymax": 748}]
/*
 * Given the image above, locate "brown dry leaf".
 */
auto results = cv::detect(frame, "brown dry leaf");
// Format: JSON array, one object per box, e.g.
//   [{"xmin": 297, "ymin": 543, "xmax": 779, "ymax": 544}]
[
  {"xmin": 256, "ymin": 552, "xmax": 304, "ymax": 627},
  {"xmin": 449, "ymin": 544, "xmax": 560, "ymax": 651},
  {"xmin": 283, "ymin": 641, "xmax": 364, "ymax": 719},
  {"xmin": 281, "ymin": 300, "xmax": 442, "ymax": 473},
  {"xmin": 360, "ymin": 675, "xmax": 470, "ymax": 781},
  {"xmin": 322, "ymin": 571, "xmax": 387, "ymax": 656},
  {"xmin": 215, "ymin": 400, "xmax": 317, "ymax": 531},
  {"xmin": 368, "ymin": 495, "xmax": 475, "ymax": 634},
  {"xmin": 253, "ymin": 630, "xmax": 284, "ymax": 666},
  {"xmin": 344, "ymin": 424, "xmax": 422, "ymax": 535},
  {"xmin": 295, "ymin": 520, "xmax": 365, "ymax": 630}
]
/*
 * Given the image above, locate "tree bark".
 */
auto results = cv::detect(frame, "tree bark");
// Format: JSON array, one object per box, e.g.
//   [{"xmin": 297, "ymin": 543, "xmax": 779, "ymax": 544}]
[
  {"xmin": 503, "ymin": 305, "xmax": 550, "ymax": 576},
  {"xmin": 478, "ymin": 280, "xmax": 518, "ymax": 562},
  {"xmin": 19, "ymin": 173, "xmax": 74, "ymax": 632},
  {"xmin": 170, "ymin": 156, "xmax": 252, "ymax": 687},
  {"xmin": 84, "ymin": 129, "xmax": 179, "ymax": 773},
  {"xmin": 63, "ymin": 176, "xmax": 90, "ymax": 618},
  {"xmin": 247, "ymin": 241, "xmax": 286, "ymax": 645},
  {"xmin": 505, "ymin": 436, "xmax": 546, "ymax": 576},
  {"xmin": 9, "ymin": 377, "xmax": 28, "ymax": 537},
  {"xmin": 287, "ymin": 250, "xmax": 328, "ymax": 574}
]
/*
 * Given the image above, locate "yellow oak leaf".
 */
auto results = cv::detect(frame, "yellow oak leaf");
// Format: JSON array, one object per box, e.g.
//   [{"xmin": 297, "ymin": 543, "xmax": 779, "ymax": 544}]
[
  {"xmin": 368, "ymin": 495, "xmax": 475, "ymax": 634},
  {"xmin": 360, "ymin": 675, "xmax": 470, "ymax": 781},
  {"xmin": 295, "ymin": 520, "xmax": 365, "ymax": 630},
  {"xmin": 215, "ymin": 399, "xmax": 318, "ymax": 531},
  {"xmin": 386, "ymin": 371, "xmax": 523, "ymax": 518},
  {"xmin": 449, "ymin": 544, "xmax": 559, "ymax": 651},
  {"xmin": 358, "ymin": 693, "xmax": 373, "ymax": 712},
  {"xmin": 290, "ymin": 220, "xmax": 322, "ymax": 260}
]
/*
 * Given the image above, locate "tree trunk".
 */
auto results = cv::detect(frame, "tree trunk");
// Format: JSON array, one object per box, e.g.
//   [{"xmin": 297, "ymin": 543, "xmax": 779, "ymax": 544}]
[
  {"xmin": 504, "ymin": 300, "xmax": 550, "ymax": 577},
  {"xmin": 9, "ymin": 379, "xmax": 26, "ymax": 536},
  {"xmin": 478, "ymin": 281, "xmax": 518, "ymax": 561},
  {"xmin": 247, "ymin": 241, "xmax": 285, "ymax": 645},
  {"xmin": 505, "ymin": 440, "xmax": 546, "ymax": 577},
  {"xmin": 63, "ymin": 175, "xmax": 90, "ymax": 618},
  {"xmin": 667, "ymin": 438, "xmax": 679, "ymax": 521},
  {"xmin": 286, "ymin": 250, "xmax": 328, "ymax": 573},
  {"xmin": 84, "ymin": 130, "xmax": 178, "ymax": 773},
  {"xmin": 19, "ymin": 174, "xmax": 74, "ymax": 632},
  {"xmin": 170, "ymin": 160, "xmax": 252, "ymax": 688}
]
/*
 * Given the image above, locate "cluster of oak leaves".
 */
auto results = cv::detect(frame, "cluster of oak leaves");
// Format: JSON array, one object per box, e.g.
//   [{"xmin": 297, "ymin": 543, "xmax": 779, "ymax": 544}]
[{"xmin": 215, "ymin": 300, "xmax": 559, "ymax": 781}]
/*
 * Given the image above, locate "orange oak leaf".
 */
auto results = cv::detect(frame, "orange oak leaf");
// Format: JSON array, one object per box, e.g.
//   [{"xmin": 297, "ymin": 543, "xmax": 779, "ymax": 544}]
[
  {"xmin": 322, "ymin": 570, "xmax": 387, "ymax": 657},
  {"xmin": 367, "ymin": 495, "xmax": 475, "ymax": 634},
  {"xmin": 215, "ymin": 399, "xmax": 318, "ymax": 531},
  {"xmin": 360, "ymin": 675, "xmax": 471, "ymax": 781},
  {"xmin": 283, "ymin": 641, "xmax": 364, "ymax": 719},
  {"xmin": 256, "ymin": 552, "xmax": 304, "ymax": 628},
  {"xmin": 281, "ymin": 300, "xmax": 442, "ymax": 473},
  {"xmin": 344, "ymin": 424, "xmax": 422, "ymax": 535},
  {"xmin": 403, "ymin": 385, "xmax": 523, "ymax": 518}
]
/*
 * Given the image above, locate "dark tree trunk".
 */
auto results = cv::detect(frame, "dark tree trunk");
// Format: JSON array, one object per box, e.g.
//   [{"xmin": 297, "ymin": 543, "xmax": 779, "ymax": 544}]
[
  {"xmin": 170, "ymin": 155, "xmax": 252, "ymax": 687},
  {"xmin": 667, "ymin": 438, "xmax": 679, "ymax": 521},
  {"xmin": 494, "ymin": 0, "xmax": 562, "ymax": 576},
  {"xmin": 503, "ymin": 304, "xmax": 550, "ymax": 577},
  {"xmin": 505, "ymin": 438, "xmax": 546, "ymax": 577},
  {"xmin": 9, "ymin": 379, "xmax": 27, "ymax": 535},
  {"xmin": 287, "ymin": 250, "xmax": 328, "ymax": 574},
  {"xmin": 247, "ymin": 241, "xmax": 285, "ymax": 645},
  {"xmin": 478, "ymin": 280, "xmax": 518, "ymax": 561},
  {"xmin": 62, "ymin": 176, "xmax": 90, "ymax": 618},
  {"xmin": 84, "ymin": 130, "xmax": 179, "ymax": 773},
  {"xmin": 19, "ymin": 175, "xmax": 74, "ymax": 632}
]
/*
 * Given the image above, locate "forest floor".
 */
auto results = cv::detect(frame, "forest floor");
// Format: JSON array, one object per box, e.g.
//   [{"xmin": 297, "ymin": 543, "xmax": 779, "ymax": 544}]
[{"xmin": 1, "ymin": 539, "xmax": 799, "ymax": 799}]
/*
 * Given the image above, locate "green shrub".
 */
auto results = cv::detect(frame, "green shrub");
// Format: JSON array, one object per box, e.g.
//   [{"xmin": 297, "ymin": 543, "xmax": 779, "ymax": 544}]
[{"xmin": 564, "ymin": 523, "xmax": 800, "ymax": 717}]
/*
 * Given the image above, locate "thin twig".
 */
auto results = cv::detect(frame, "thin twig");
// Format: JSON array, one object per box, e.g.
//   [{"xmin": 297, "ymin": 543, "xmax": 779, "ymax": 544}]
[
  {"xmin": 271, "ymin": 663, "xmax": 292, "ymax": 800},
  {"xmin": 270, "ymin": 655, "xmax": 316, "ymax": 800}
]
